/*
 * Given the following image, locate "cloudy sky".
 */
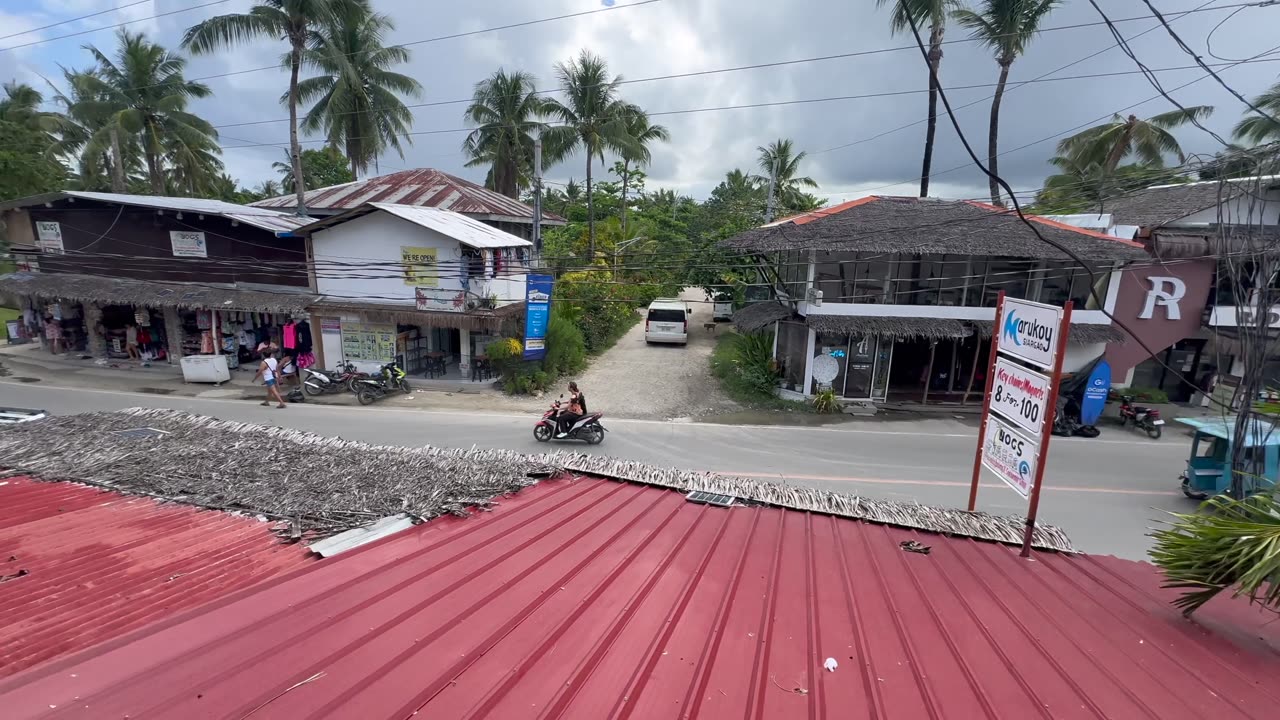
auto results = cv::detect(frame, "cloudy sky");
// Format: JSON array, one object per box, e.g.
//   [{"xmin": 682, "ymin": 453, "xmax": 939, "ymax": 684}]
[{"xmin": 2, "ymin": 0, "xmax": 1278, "ymax": 203}]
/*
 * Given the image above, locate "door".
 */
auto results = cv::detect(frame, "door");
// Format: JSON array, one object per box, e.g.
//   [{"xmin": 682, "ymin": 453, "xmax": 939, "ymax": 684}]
[
  {"xmin": 871, "ymin": 336, "xmax": 893, "ymax": 401},
  {"xmin": 845, "ymin": 334, "xmax": 876, "ymax": 398}
]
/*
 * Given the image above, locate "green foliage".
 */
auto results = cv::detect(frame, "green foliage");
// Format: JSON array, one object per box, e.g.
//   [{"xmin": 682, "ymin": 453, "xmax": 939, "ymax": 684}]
[
  {"xmin": 273, "ymin": 146, "xmax": 354, "ymax": 192},
  {"xmin": 542, "ymin": 308, "xmax": 587, "ymax": 377},
  {"xmin": 555, "ymin": 270, "xmax": 639, "ymax": 354},
  {"xmin": 0, "ymin": 104, "xmax": 66, "ymax": 204},
  {"xmin": 710, "ymin": 330, "xmax": 783, "ymax": 401},
  {"xmin": 462, "ymin": 69, "xmax": 549, "ymax": 198},
  {"xmin": 1150, "ymin": 488, "xmax": 1280, "ymax": 616},
  {"xmin": 1110, "ymin": 386, "xmax": 1169, "ymax": 404},
  {"xmin": 812, "ymin": 388, "xmax": 840, "ymax": 414}
]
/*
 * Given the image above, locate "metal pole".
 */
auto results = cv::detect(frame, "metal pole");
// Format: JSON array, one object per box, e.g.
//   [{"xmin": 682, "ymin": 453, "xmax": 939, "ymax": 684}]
[
  {"xmin": 763, "ymin": 155, "xmax": 780, "ymax": 223},
  {"xmin": 968, "ymin": 291, "xmax": 1005, "ymax": 512},
  {"xmin": 1020, "ymin": 300, "xmax": 1073, "ymax": 558},
  {"xmin": 532, "ymin": 128, "xmax": 543, "ymax": 265}
]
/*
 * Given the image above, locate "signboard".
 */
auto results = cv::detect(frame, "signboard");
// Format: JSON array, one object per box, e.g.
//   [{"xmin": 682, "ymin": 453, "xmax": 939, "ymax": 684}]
[
  {"xmin": 14, "ymin": 253, "xmax": 39, "ymax": 272},
  {"xmin": 980, "ymin": 414, "xmax": 1039, "ymax": 499},
  {"xmin": 990, "ymin": 357, "xmax": 1051, "ymax": 435},
  {"xmin": 998, "ymin": 297, "xmax": 1063, "ymax": 370},
  {"xmin": 812, "ymin": 353, "xmax": 840, "ymax": 385},
  {"xmin": 416, "ymin": 287, "xmax": 465, "ymax": 313},
  {"xmin": 340, "ymin": 322, "xmax": 395, "ymax": 363},
  {"xmin": 35, "ymin": 221, "xmax": 63, "ymax": 254},
  {"xmin": 401, "ymin": 246, "xmax": 438, "ymax": 286},
  {"xmin": 169, "ymin": 230, "xmax": 208, "ymax": 258},
  {"xmin": 522, "ymin": 274, "xmax": 553, "ymax": 360},
  {"xmin": 1080, "ymin": 359, "xmax": 1111, "ymax": 425},
  {"xmin": 319, "ymin": 318, "xmax": 341, "ymax": 333}
]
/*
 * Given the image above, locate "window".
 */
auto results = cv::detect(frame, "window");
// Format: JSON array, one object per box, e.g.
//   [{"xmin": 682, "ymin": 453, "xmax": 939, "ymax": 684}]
[
  {"xmin": 964, "ymin": 258, "xmax": 990, "ymax": 307},
  {"xmin": 813, "ymin": 332, "xmax": 849, "ymax": 394},
  {"xmin": 855, "ymin": 256, "xmax": 892, "ymax": 303},
  {"xmin": 981, "ymin": 259, "xmax": 1034, "ymax": 304},
  {"xmin": 778, "ymin": 321, "xmax": 808, "ymax": 391},
  {"xmin": 813, "ymin": 251, "xmax": 848, "ymax": 303},
  {"xmin": 936, "ymin": 255, "xmax": 969, "ymax": 306},
  {"xmin": 1038, "ymin": 262, "xmax": 1073, "ymax": 305}
]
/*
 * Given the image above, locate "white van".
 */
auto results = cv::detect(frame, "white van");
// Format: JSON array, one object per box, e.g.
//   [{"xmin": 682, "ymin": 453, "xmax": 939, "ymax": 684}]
[{"xmin": 645, "ymin": 298, "xmax": 689, "ymax": 345}]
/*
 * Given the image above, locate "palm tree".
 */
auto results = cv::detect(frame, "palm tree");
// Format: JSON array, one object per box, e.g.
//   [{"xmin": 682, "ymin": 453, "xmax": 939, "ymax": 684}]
[
  {"xmin": 82, "ymin": 30, "xmax": 216, "ymax": 195},
  {"xmin": 298, "ymin": 1, "xmax": 420, "ymax": 179},
  {"xmin": 954, "ymin": 0, "xmax": 1059, "ymax": 206},
  {"xmin": 1233, "ymin": 80, "xmax": 1280, "ymax": 145},
  {"xmin": 617, "ymin": 108, "xmax": 669, "ymax": 234},
  {"xmin": 877, "ymin": 0, "xmax": 961, "ymax": 197},
  {"xmin": 721, "ymin": 168, "xmax": 758, "ymax": 195},
  {"xmin": 183, "ymin": 0, "xmax": 346, "ymax": 213},
  {"xmin": 462, "ymin": 69, "xmax": 551, "ymax": 199},
  {"xmin": 255, "ymin": 179, "xmax": 283, "ymax": 197},
  {"xmin": 45, "ymin": 69, "xmax": 132, "ymax": 193},
  {"xmin": 1057, "ymin": 107, "xmax": 1215, "ymax": 180},
  {"xmin": 753, "ymin": 139, "xmax": 819, "ymax": 216},
  {"xmin": 541, "ymin": 50, "xmax": 641, "ymax": 259}
]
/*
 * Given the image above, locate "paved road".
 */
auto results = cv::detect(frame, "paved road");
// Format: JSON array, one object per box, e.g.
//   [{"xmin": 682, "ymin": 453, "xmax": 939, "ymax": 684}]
[{"xmin": 1, "ymin": 381, "xmax": 1193, "ymax": 560}]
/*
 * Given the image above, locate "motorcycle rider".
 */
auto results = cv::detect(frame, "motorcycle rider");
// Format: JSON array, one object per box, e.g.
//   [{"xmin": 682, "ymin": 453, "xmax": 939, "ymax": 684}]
[{"xmin": 556, "ymin": 382, "xmax": 586, "ymax": 438}]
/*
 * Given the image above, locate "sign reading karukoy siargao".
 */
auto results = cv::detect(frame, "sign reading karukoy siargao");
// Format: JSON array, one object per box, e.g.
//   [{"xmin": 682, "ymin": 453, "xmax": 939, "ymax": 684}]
[
  {"xmin": 523, "ymin": 274, "xmax": 553, "ymax": 360},
  {"xmin": 998, "ymin": 297, "xmax": 1063, "ymax": 370}
]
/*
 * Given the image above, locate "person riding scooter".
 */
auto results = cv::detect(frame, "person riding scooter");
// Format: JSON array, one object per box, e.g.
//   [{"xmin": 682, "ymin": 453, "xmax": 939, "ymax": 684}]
[{"xmin": 556, "ymin": 382, "xmax": 587, "ymax": 438}]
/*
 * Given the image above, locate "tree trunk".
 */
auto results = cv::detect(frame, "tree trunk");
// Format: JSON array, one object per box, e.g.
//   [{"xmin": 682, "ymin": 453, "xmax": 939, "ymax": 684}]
[
  {"xmin": 108, "ymin": 126, "xmax": 126, "ymax": 193},
  {"xmin": 987, "ymin": 60, "xmax": 1012, "ymax": 207},
  {"xmin": 1104, "ymin": 117, "xmax": 1137, "ymax": 175},
  {"xmin": 288, "ymin": 41, "xmax": 307, "ymax": 216},
  {"xmin": 620, "ymin": 159, "xmax": 630, "ymax": 235},
  {"xmin": 145, "ymin": 150, "xmax": 163, "ymax": 195},
  {"xmin": 919, "ymin": 24, "xmax": 945, "ymax": 198},
  {"xmin": 586, "ymin": 154, "xmax": 595, "ymax": 261}
]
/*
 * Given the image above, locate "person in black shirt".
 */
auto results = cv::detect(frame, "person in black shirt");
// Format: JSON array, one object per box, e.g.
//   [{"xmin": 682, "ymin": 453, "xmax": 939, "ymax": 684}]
[{"xmin": 556, "ymin": 381, "xmax": 587, "ymax": 437}]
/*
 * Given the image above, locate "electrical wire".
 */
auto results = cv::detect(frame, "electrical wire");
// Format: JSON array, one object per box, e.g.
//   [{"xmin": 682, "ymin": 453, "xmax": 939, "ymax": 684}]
[
  {"xmin": 0, "ymin": 0, "xmax": 152, "ymax": 42},
  {"xmin": 0, "ymin": 0, "xmax": 231, "ymax": 53}
]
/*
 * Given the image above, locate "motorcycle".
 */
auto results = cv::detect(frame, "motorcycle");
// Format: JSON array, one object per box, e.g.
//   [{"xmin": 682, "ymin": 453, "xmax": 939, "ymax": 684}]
[
  {"xmin": 1118, "ymin": 395, "xmax": 1164, "ymax": 439},
  {"xmin": 533, "ymin": 397, "xmax": 606, "ymax": 444},
  {"xmin": 353, "ymin": 362, "xmax": 411, "ymax": 405},
  {"xmin": 302, "ymin": 363, "xmax": 364, "ymax": 396}
]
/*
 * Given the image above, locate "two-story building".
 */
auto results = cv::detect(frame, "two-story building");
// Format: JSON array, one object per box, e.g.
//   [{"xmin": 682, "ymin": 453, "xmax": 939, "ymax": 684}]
[
  {"xmin": 298, "ymin": 202, "xmax": 532, "ymax": 380},
  {"xmin": 0, "ymin": 191, "xmax": 314, "ymax": 365},
  {"xmin": 724, "ymin": 196, "xmax": 1147, "ymax": 405}
]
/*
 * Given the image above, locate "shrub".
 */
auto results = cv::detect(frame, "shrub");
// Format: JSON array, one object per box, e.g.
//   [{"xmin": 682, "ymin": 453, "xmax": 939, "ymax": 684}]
[
  {"xmin": 1110, "ymin": 386, "xmax": 1169, "ymax": 404},
  {"xmin": 542, "ymin": 308, "xmax": 587, "ymax": 377},
  {"xmin": 812, "ymin": 388, "xmax": 840, "ymax": 414},
  {"xmin": 556, "ymin": 270, "xmax": 639, "ymax": 354},
  {"xmin": 711, "ymin": 330, "xmax": 782, "ymax": 400}
]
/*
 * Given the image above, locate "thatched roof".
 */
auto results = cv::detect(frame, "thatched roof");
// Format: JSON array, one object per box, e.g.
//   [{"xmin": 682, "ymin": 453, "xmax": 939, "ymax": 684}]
[
  {"xmin": 1151, "ymin": 226, "xmax": 1280, "ymax": 259},
  {"xmin": 1102, "ymin": 181, "xmax": 1250, "ymax": 228},
  {"xmin": 0, "ymin": 271, "xmax": 317, "ymax": 314},
  {"xmin": 731, "ymin": 301, "xmax": 794, "ymax": 332},
  {"xmin": 312, "ymin": 298, "xmax": 524, "ymax": 332},
  {"xmin": 0, "ymin": 408, "xmax": 1075, "ymax": 551},
  {"xmin": 807, "ymin": 314, "xmax": 972, "ymax": 339},
  {"xmin": 971, "ymin": 320, "xmax": 1126, "ymax": 345},
  {"xmin": 723, "ymin": 196, "xmax": 1149, "ymax": 261}
]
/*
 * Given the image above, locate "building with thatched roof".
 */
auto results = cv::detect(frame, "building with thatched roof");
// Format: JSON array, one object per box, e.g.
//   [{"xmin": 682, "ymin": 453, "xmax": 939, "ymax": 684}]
[{"xmin": 722, "ymin": 196, "xmax": 1148, "ymax": 405}]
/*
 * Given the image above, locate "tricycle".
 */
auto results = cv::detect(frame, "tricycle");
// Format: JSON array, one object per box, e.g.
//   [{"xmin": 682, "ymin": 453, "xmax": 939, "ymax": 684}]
[{"xmin": 1176, "ymin": 416, "xmax": 1280, "ymax": 499}]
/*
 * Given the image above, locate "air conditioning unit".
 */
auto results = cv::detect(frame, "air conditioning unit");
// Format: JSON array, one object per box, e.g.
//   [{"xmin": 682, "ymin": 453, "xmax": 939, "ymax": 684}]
[{"xmin": 806, "ymin": 287, "xmax": 823, "ymax": 307}]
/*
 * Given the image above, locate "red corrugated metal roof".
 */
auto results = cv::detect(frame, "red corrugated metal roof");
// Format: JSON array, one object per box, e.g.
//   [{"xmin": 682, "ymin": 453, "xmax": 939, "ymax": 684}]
[
  {"xmin": 0, "ymin": 477, "xmax": 313, "ymax": 679},
  {"xmin": 3, "ymin": 477, "xmax": 1278, "ymax": 719},
  {"xmin": 249, "ymin": 168, "xmax": 566, "ymax": 222}
]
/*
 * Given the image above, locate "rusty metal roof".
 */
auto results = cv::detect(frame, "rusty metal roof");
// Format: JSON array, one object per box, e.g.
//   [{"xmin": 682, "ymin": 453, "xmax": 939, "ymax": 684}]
[
  {"xmin": 249, "ymin": 168, "xmax": 566, "ymax": 223},
  {"xmin": 0, "ymin": 477, "xmax": 313, "ymax": 679},
  {"xmin": 0, "ymin": 192, "xmax": 311, "ymax": 235},
  {"xmin": 3, "ymin": 477, "xmax": 1278, "ymax": 718}
]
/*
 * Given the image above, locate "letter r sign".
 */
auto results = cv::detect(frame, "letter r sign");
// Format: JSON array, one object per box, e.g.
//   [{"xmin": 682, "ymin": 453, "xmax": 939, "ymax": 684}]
[{"xmin": 1139, "ymin": 276, "xmax": 1186, "ymax": 320}]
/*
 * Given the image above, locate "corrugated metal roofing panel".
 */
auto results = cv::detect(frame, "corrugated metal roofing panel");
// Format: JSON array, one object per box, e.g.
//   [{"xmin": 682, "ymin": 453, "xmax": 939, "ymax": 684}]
[
  {"xmin": 0, "ymin": 477, "xmax": 313, "ymax": 679},
  {"xmin": 221, "ymin": 212, "xmax": 310, "ymax": 234},
  {"xmin": 3, "ymin": 477, "xmax": 1277, "ymax": 719},
  {"xmin": 371, "ymin": 203, "xmax": 532, "ymax": 248},
  {"xmin": 249, "ymin": 168, "xmax": 566, "ymax": 222},
  {"xmin": 64, "ymin": 191, "xmax": 290, "ymax": 217}
]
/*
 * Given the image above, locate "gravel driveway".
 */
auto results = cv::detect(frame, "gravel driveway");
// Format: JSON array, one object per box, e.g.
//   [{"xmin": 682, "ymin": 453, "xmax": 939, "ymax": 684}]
[{"xmin": 561, "ymin": 289, "xmax": 739, "ymax": 421}]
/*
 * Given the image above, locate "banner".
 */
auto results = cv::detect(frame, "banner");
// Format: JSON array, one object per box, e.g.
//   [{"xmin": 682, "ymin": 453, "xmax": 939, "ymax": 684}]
[
  {"xmin": 401, "ymin": 246, "xmax": 438, "ymax": 286},
  {"xmin": 35, "ymin": 221, "xmax": 64, "ymax": 254},
  {"xmin": 169, "ymin": 230, "xmax": 207, "ymax": 258},
  {"xmin": 415, "ymin": 287, "xmax": 465, "ymax": 313},
  {"xmin": 1080, "ymin": 359, "xmax": 1111, "ymax": 425},
  {"xmin": 523, "ymin": 274, "xmax": 553, "ymax": 360}
]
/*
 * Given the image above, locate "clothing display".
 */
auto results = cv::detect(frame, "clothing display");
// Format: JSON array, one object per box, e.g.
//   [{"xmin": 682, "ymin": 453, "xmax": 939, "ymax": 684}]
[
  {"xmin": 294, "ymin": 320, "xmax": 313, "ymax": 353},
  {"xmin": 196, "ymin": 311, "xmax": 212, "ymax": 330},
  {"xmin": 283, "ymin": 322, "xmax": 297, "ymax": 350},
  {"xmin": 134, "ymin": 309, "xmax": 150, "ymax": 327}
]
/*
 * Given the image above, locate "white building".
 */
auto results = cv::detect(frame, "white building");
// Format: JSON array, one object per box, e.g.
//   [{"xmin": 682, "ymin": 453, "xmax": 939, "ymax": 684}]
[{"xmin": 300, "ymin": 202, "xmax": 531, "ymax": 380}]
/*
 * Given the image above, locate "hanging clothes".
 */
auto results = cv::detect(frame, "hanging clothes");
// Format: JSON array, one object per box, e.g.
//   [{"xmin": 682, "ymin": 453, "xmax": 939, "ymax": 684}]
[
  {"xmin": 196, "ymin": 311, "xmax": 212, "ymax": 330},
  {"xmin": 134, "ymin": 308, "xmax": 150, "ymax": 327},
  {"xmin": 200, "ymin": 331, "xmax": 215, "ymax": 354},
  {"xmin": 283, "ymin": 321, "xmax": 297, "ymax": 350},
  {"xmin": 294, "ymin": 320, "xmax": 313, "ymax": 353}
]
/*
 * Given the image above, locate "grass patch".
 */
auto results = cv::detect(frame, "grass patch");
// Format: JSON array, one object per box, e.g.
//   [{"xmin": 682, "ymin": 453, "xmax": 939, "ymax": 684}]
[{"xmin": 710, "ymin": 331, "xmax": 812, "ymax": 412}]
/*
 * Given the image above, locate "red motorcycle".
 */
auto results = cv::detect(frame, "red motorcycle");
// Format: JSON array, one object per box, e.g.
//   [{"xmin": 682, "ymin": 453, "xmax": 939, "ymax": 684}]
[
  {"xmin": 1118, "ymin": 395, "xmax": 1164, "ymax": 439},
  {"xmin": 534, "ymin": 398, "xmax": 606, "ymax": 445}
]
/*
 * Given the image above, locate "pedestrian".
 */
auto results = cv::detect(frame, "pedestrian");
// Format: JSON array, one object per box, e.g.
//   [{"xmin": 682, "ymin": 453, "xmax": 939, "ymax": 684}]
[
  {"xmin": 254, "ymin": 350, "xmax": 287, "ymax": 409},
  {"xmin": 125, "ymin": 322, "xmax": 141, "ymax": 360},
  {"xmin": 43, "ymin": 316, "xmax": 62, "ymax": 355},
  {"xmin": 279, "ymin": 352, "xmax": 298, "ymax": 390}
]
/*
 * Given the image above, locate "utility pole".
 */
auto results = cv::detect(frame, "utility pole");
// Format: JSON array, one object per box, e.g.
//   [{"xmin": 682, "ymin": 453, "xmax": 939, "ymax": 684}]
[
  {"xmin": 763, "ymin": 155, "xmax": 780, "ymax": 223},
  {"xmin": 532, "ymin": 128, "xmax": 543, "ymax": 267}
]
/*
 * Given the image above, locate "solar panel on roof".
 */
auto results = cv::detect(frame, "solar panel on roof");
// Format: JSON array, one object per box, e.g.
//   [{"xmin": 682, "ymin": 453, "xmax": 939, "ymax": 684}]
[{"xmin": 685, "ymin": 490, "xmax": 736, "ymax": 507}]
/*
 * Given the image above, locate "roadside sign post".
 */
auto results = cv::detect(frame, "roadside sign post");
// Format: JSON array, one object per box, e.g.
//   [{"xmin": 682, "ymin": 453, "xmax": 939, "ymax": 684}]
[{"xmin": 967, "ymin": 293, "xmax": 1074, "ymax": 558}]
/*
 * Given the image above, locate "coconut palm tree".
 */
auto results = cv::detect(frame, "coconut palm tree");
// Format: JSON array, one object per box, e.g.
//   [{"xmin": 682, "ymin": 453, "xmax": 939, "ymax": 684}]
[
  {"xmin": 298, "ymin": 1, "xmax": 420, "ymax": 179},
  {"xmin": 82, "ymin": 30, "xmax": 217, "ymax": 195},
  {"xmin": 255, "ymin": 178, "xmax": 283, "ymax": 198},
  {"xmin": 953, "ymin": 0, "xmax": 1059, "ymax": 206},
  {"xmin": 462, "ymin": 69, "xmax": 549, "ymax": 199},
  {"xmin": 1056, "ymin": 107, "xmax": 1215, "ymax": 179},
  {"xmin": 541, "ymin": 50, "xmax": 641, "ymax": 259},
  {"xmin": 1233, "ymin": 80, "xmax": 1280, "ymax": 145},
  {"xmin": 617, "ymin": 107, "xmax": 669, "ymax": 234},
  {"xmin": 45, "ymin": 69, "xmax": 132, "ymax": 193},
  {"xmin": 877, "ymin": 0, "xmax": 961, "ymax": 197},
  {"xmin": 752, "ymin": 139, "xmax": 819, "ymax": 215},
  {"xmin": 183, "ymin": 0, "xmax": 347, "ymax": 213}
]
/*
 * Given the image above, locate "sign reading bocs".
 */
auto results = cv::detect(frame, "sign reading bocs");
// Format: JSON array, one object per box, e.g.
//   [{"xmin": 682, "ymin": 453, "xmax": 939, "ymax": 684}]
[{"xmin": 980, "ymin": 414, "xmax": 1039, "ymax": 498}]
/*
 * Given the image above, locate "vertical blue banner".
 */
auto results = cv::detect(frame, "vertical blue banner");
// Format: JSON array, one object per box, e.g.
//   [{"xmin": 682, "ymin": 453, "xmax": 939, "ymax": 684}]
[
  {"xmin": 523, "ymin": 274, "xmax": 553, "ymax": 360},
  {"xmin": 1080, "ymin": 359, "xmax": 1111, "ymax": 425}
]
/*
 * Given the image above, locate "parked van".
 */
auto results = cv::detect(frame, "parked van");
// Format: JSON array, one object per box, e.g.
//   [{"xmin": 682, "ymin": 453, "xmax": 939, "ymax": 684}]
[{"xmin": 645, "ymin": 298, "xmax": 689, "ymax": 345}]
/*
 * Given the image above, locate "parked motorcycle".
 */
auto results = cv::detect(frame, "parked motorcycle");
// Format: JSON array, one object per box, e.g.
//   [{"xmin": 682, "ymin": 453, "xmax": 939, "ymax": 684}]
[
  {"xmin": 1118, "ymin": 395, "xmax": 1164, "ymax": 439},
  {"xmin": 302, "ymin": 363, "xmax": 363, "ymax": 396},
  {"xmin": 353, "ymin": 362, "xmax": 410, "ymax": 405},
  {"xmin": 533, "ymin": 398, "xmax": 606, "ymax": 444}
]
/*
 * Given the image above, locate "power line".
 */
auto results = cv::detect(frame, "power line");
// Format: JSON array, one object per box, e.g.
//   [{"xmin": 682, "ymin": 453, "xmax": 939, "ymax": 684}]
[
  {"xmin": 0, "ymin": 0, "xmax": 152, "ymax": 42},
  {"xmin": 0, "ymin": 0, "xmax": 232, "ymax": 53}
]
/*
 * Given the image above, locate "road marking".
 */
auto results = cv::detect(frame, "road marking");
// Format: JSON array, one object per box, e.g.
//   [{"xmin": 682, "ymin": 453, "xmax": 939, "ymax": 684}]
[{"xmin": 716, "ymin": 471, "xmax": 1182, "ymax": 496}]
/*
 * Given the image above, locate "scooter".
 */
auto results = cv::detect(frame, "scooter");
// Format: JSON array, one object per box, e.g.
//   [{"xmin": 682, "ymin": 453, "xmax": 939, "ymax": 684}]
[
  {"xmin": 1118, "ymin": 395, "xmax": 1164, "ymax": 439},
  {"xmin": 302, "ymin": 363, "xmax": 362, "ymax": 396},
  {"xmin": 353, "ymin": 362, "xmax": 410, "ymax": 405},
  {"xmin": 533, "ymin": 398, "xmax": 606, "ymax": 444}
]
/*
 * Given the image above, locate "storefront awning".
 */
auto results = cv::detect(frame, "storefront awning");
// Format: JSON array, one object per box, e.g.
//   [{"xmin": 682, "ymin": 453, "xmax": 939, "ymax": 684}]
[
  {"xmin": 806, "ymin": 314, "xmax": 972, "ymax": 340},
  {"xmin": 311, "ymin": 298, "xmax": 524, "ymax": 333},
  {"xmin": 0, "ymin": 272, "xmax": 317, "ymax": 314}
]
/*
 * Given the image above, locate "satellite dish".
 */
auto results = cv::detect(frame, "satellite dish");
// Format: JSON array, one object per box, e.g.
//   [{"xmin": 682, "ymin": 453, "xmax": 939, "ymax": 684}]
[{"xmin": 812, "ymin": 353, "xmax": 840, "ymax": 385}]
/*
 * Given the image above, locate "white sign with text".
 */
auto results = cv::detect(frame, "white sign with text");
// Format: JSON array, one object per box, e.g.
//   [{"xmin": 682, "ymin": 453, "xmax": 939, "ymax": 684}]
[
  {"xmin": 981, "ymin": 414, "xmax": 1039, "ymax": 499},
  {"xmin": 998, "ymin": 297, "xmax": 1063, "ymax": 370},
  {"xmin": 990, "ymin": 357, "xmax": 1051, "ymax": 435},
  {"xmin": 170, "ymin": 230, "xmax": 208, "ymax": 258},
  {"xmin": 35, "ymin": 221, "xmax": 64, "ymax": 254}
]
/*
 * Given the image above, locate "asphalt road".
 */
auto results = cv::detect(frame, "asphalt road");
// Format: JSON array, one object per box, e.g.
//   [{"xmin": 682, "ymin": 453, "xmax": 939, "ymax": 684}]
[{"xmin": 0, "ymin": 381, "xmax": 1194, "ymax": 560}]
